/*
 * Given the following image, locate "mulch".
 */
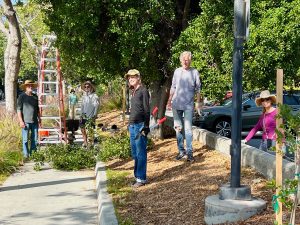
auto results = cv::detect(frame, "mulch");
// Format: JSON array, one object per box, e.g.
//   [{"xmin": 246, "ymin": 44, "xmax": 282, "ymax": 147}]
[{"xmin": 100, "ymin": 110, "xmax": 299, "ymax": 225}]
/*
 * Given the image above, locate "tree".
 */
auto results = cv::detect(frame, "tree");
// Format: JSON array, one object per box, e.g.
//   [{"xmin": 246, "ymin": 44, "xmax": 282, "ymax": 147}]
[
  {"xmin": 33, "ymin": 0, "xmax": 201, "ymax": 137},
  {"xmin": 172, "ymin": 0, "xmax": 300, "ymax": 101},
  {"xmin": 15, "ymin": 1, "xmax": 49, "ymax": 80},
  {"xmin": 0, "ymin": 0, "xmax": 22, "ymax": 112}
]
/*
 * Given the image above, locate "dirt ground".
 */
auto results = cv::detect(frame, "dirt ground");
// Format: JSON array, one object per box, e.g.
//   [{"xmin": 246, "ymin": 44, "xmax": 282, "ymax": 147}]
[{"xmin": 99, "ymin": 110, "xmax": 299, "ymax": 225}]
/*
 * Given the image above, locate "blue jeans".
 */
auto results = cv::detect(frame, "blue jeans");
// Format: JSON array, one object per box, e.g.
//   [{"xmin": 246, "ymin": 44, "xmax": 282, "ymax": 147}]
[
  {"xmin": 22, "ymin": 123, "xmax": 38, "ymax": 158},
  {"xmin": 172, "ymin": 109, "xmax": 193, "ymax": 156},
  {"xmin": 129, "ymin": 122, "xmax": 148, "ymax": 183}
]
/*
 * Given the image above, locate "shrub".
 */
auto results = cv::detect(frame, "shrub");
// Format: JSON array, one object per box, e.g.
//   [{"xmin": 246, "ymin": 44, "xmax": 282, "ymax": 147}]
[
  {"xmin": 31, "ymin": 144, "xmax": 100, "ymax": 171},
  {"xmin": 0, "ymin": 108, "xmax": 22, "ymax": 176},
  {"xmin": 98, "ymin": 131, "xmax": 131, "ymax": 162},
  {"xmin": 98, "ymin": 131, "xmax": 154, "ymax": 162}
]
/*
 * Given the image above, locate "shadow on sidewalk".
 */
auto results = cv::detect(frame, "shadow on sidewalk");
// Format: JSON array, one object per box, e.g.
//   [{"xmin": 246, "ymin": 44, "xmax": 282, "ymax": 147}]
[{"xmin": 0, "ymin": 176, "xmax": 94, "ymax": 192}]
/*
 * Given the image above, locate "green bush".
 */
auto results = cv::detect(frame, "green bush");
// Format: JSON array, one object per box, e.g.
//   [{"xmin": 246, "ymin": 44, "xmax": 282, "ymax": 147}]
[
  {"xmin": 98, "ymin": 131, "xmax": 154, "ymax": 162},
  {"xmin": 0, "ymin": 150, "xmax": 22, "ymax": 174},
  {"xmin": 31, "ymin": 144, "xmax": 100, "ymax": 171},
  {"xmin": 98, "ymin": 132, "xmax": 131, "ymax": 162},
  {"xmin": 0, "ymin": 109, "xmax": 22, "ymax": 177},
  {"xmin": 100, "ymin": 96, "xmax": 122, "ymax": 113}
]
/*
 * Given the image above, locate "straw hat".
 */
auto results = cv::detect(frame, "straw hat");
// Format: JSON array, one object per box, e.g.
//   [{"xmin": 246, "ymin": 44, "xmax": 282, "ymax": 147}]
[
  {"xmin": 81, "ymin": 81, "xmax": 95, "ymax": 92},
  {"xmin": 124, "ymin": 69, "xmax": 140, "ymax": 79},
  {"xmin": 255, "ymin": 90, "xmax": 276, "ymax": 106},
  {"xmin": 20, "ymin": 80, "xmax": 38, "ymax": 90}
]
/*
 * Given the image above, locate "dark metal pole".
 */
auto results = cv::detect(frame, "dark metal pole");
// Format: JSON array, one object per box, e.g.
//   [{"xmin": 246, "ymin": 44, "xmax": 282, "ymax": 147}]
[
  {"xmin": 126, "ymin": 80, "xmax": 130, "ymax": 115},
  {"xmin": 231, "ymin": 0, "xmax": 245, "ymax": 188}
]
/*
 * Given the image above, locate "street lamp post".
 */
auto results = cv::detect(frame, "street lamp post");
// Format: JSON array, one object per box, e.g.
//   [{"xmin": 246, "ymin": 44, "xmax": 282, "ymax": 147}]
[
  {"xmin": 219, "ymin": 0, "xmax": 251, "ymax": 200},
  {"xmin": 231, "ymin": 0, "xmax": 245, "ymax": 188}
]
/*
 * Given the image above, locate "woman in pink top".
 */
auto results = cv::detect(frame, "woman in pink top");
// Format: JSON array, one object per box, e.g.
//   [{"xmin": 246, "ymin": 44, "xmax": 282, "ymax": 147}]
[{"xmin": 243, "ymin": 90, "xmax": 277, "ymax": 151}]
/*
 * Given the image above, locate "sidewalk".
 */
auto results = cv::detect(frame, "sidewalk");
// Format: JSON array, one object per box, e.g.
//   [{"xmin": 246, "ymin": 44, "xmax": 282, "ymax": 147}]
[{"xmin": 0, "ymin": 162, "xmax": 97, "ymax": 225}]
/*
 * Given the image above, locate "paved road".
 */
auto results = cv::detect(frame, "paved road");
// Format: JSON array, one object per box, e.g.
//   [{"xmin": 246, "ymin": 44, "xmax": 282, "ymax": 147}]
[{"xmin": 0, "ymin": 163, "xmax": 97, "ymax": 225}]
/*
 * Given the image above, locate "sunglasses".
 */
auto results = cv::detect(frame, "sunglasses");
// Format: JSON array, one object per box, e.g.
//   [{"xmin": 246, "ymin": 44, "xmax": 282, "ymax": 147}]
[
  {"xmin": 84, "ymin": 85, "xmax": 90, "ymax": 89},
  {"xmin": 261, "ymin": 97, "xmax": 271, "ymax": 102}
]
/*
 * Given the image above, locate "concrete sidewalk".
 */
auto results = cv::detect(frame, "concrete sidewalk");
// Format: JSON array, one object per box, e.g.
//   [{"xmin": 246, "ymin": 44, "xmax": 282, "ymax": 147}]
[{"xmin": 0, "ymin": 162, "xmax": 97, "ymax": 225}]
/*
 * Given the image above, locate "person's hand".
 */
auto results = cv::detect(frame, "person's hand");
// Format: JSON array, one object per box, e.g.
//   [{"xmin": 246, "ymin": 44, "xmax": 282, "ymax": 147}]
[
  {"xmin": 19, "ymin": 121, "xmax": 25, "ymax": 128},
  {"xmin": 141, "ymin": 127, "xmax": 150, "ymax": 136},
  {"xmin": 241, "ymin": 139, "xmax": 247, "ymax": 144},
  {"xmin": 166, "ymin": 100, "xmax": 172, "ymax": 110}
]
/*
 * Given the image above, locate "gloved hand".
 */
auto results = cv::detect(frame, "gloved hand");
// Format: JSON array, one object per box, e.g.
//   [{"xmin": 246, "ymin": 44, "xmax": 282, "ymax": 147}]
[
  {"xmin": 141, "ymin": 127, "xmax": 150, "ymax": 136},
  {"xmin": 241, "ymin": 139, "xmax": 247, "ymax": 144}
]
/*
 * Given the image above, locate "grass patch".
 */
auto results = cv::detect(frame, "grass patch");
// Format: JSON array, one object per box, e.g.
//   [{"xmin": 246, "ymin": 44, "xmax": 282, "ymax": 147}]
[
  {"xmin": 106, "ymin": 169, "xmax": 134, "ymax": 225},
  {"xmin": 0, "ymin": 108, "xmax": 22, "ymax": 182}
]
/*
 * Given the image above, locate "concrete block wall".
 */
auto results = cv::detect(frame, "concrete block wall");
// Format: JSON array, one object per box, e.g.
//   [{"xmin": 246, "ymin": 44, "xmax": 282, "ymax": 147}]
[{"xmin": 192, "ymin": 127, "xmax": 295, "ymax": 180}]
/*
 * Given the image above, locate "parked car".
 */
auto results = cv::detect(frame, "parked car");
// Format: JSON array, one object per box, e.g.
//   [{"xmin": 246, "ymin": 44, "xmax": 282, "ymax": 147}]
[{"xmin": 193, "ymin": 92, "xmax": 300, "ymax": 137}]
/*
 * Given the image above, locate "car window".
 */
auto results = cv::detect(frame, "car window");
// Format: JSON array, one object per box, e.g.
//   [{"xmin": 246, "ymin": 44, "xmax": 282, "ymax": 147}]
[
  {"xmin": 283, "ymin": 95, "xmax": 300, "ymax": 105},
  {"xmin": 243, "ymin": 98, "xmax": 256, "ymax": 107}
]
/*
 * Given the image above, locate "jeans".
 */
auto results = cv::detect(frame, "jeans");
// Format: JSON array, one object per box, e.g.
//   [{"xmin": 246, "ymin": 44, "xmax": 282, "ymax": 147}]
[
  {"xmin": 172, "ymin": 108, "xmax": 193, "ymax": 156},
  {"xmin": 259, "ymin": 139, "xmax": 276, "ymax": 155},
  {"xmin": 129, "ymin": 122, "xmax": 148, "ymax": 183},
  {"xmin": 22, "ymin": 122, "xmax": 38, "ymax": 158}
]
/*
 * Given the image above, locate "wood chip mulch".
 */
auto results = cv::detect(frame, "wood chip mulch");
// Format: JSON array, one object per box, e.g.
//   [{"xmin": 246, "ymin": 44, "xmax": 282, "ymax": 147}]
[{"xmin": 100, "ymin": 110, "xmax": 299, "ymax": 225}]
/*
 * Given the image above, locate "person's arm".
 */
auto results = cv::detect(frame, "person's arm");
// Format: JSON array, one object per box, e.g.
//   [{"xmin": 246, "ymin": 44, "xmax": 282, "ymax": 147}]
[
  {"xmin": 194, "ymin": 70, "xmax": 202, "ymax": 110},
  {"xmin": 93, "ymin": 94, "xmax": 100, "ymax": 118},
  {"xmin": 244, "ymin": 116, "xmax": 263, "ymax": 142},
  {"xmin": 17, "ymin": 95, "xmax": 25, "ymax": 128},
  {"xmin": 143, "ymin": 89, "xmax": 150, "ymax": 128},
  {"xmin": 167, "ymin": 71, "xmax": 177, "ymax": 110}
]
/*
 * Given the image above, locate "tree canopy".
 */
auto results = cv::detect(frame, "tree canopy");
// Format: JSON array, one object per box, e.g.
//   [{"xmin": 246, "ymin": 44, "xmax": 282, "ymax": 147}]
[
  {"xmin": 173, "ymin": 0, "xmax": 300, "ymax": 100},
  {"xmin": 33, "ymin": 0, "xmax": 201, "ymax": 85}
]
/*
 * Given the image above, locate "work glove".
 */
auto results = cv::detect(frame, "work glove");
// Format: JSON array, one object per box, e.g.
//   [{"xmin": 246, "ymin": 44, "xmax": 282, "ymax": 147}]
[
  {"xmin": 241, "ymin": 139, "xmax": 247, "ymax": 144},
  {"xmin": 141, "ymin": 127, "xmax": 150, "ymax": 136}
]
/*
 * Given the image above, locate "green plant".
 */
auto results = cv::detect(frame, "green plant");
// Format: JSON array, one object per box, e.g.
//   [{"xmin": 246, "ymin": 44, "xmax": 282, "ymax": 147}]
[
  {"xmin": 98, "ymin": 131, "xmax": 131, "ymax": 162},
  {"xmin": 270, "ymin": 103, "xmax": 300, "ymax": 224},
  {"xmin": 0, "ymin": 109, "xmax": 22, "ymax": 179},
  {"xmin": 32, "ymin": 144, "xmax": 100, "ymax": 171}
]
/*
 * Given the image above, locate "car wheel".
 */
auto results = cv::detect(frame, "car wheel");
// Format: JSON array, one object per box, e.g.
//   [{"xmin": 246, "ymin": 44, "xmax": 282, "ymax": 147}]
[{"xmin": 215, "ymin": 118, "xmax": 231, "ymax": 137}]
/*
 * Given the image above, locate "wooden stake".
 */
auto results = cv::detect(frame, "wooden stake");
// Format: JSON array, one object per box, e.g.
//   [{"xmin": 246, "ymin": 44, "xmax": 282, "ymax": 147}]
[
  {"xmin": 276, "ymin": 69, "xmax": 283, "ymax": 224},
  {"xmin": 122, "ymin": 83, "xmax": 126, "ymax": 125}
]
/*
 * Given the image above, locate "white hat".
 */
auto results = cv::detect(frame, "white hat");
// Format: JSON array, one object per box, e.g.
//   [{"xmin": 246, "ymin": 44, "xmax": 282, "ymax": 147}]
[{"xmin": 255, "ymin": 90, "xmax": 276, "ymax": 106}]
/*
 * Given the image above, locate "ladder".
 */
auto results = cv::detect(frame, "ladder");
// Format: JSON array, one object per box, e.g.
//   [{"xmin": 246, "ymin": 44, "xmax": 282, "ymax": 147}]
[{"xmin": 37, "ymin": 34, "xmax": 67, "ymax": 144}]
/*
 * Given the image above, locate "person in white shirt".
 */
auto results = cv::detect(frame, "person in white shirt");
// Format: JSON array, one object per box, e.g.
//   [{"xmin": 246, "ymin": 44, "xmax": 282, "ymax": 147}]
[{"xmin": 80, "ymin": 81, "xmax": 99, "ymax": 147}]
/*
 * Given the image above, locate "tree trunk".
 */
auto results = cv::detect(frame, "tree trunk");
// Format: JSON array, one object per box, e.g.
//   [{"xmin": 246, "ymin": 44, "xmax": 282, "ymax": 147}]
[
  {"xmin": 149, "ymin": 76, "xmax": 174, "ymax": 139},
  {"xmin": 2, "ymin": 0, "xmax": 22, "ymax": 113},
  {"xmin": 182, "ymin": 0, "xmax": 191, "ymax": 29}
]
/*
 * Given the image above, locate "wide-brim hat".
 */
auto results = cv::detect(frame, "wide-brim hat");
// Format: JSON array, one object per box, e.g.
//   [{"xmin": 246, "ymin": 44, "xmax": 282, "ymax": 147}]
[
  {"xmin": 125, "ymin": 69, "xmax": 140, "ymax": 79},
  {"xmin": 255, "ymin": 90, "xmax": 276, "ymax": 106},
  {"xmin": 20, "ymin": 80, "xmax": 38, "ymax": 90},
  {"xmin": 81, "ymin": 81, "xmax": 95, "ymax": 92}
]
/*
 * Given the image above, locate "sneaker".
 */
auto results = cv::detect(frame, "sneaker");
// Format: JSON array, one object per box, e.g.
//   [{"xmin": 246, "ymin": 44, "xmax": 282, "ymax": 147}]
[
  {"xmin": 175, "ymin": 153, "xmax": 186, "ymax": 160},
  {"xmin": 132, "ymin": 182, "xmax": 145, "ymax": 188},
  {"xmin": 187, "ymin": 155, "xmax": 195, "ymax": 162}
]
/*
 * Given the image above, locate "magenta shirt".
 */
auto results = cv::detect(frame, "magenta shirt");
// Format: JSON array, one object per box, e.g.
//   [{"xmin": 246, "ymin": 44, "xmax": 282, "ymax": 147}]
[{"xmin": 245, "ymin": 109, "xmax": 277, "ymax": 142}]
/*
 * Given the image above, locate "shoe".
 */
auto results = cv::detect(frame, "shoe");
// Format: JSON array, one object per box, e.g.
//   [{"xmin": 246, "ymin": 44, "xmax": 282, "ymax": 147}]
[
  {"xmin": 175, "ymin": 153, "xmax": 186, "ymax": 160},
  {"xmin": 187, "ymin": 155, "xmax": 195, "ymax": 162},
  {"xmin": 132, "ymin": 182, "xmax": 145, "ymax": 188}
]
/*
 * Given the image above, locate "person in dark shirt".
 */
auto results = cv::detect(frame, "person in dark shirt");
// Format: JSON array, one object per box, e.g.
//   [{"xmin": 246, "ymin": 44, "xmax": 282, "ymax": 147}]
[
  {"xmin": 125, "ymin": 69, "xmax": 150, "ymax": 188},
  {"xmin": 17, "ymin": 80, "xmax": 40, "ymax": 159}
]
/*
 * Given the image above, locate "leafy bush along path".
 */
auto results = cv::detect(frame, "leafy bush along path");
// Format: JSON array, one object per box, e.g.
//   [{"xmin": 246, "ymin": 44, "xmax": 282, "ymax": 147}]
[{"xmin": 99, "ymin": 110, "xmax": 299, "ymax": 225}]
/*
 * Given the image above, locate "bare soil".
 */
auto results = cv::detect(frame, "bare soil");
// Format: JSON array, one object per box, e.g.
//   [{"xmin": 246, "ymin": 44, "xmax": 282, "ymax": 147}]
[{"xmin": 99, "ymin": 110, "xmax": 299, "ymax": 225}]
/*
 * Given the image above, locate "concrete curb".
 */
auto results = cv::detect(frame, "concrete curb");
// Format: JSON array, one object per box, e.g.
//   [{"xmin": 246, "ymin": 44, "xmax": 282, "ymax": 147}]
[
  {"xmin": 95, "ymin": 161, "xmax": 118, "ymax": 225},
  {"xmin": 193, "ymin": 127, "xmax": 295, "ymax": 179}
]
